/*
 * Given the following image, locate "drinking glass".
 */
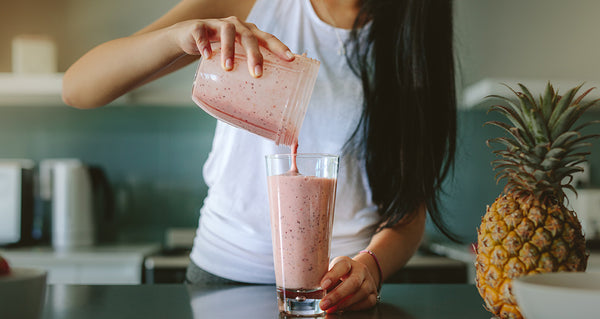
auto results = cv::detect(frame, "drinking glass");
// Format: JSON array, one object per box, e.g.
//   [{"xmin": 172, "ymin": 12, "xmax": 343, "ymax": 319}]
[{"xmin": 265, "ymin": 153, "xmax": 339, "ymax": 317}]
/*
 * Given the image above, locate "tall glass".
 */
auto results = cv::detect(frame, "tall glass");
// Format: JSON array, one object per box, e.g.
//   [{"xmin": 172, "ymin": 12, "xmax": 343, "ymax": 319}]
[{"xmin": 265, "ymin": 154, "xmax": 338, "ymax": 317}]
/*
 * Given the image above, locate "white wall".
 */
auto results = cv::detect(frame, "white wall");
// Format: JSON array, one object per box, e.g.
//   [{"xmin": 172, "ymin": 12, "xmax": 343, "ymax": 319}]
[
  {"xmin": 2, "ymin": 0, "xmax": 600, "ymax": 90},
  {"xmin": 454, "ymin": 0, "xmax": 600, "ymax": 90},
  {"xmin": 0, "ymin": 0, "xmax": 177, "ymax": 72},
  {"xmin": 60, "ymin": 0, "xmax": 178, "ymax": 69}
]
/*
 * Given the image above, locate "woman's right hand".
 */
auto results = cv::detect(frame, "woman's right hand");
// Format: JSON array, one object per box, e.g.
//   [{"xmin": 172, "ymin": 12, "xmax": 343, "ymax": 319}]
[
  {"xmin": 168, "ymin": 16, "xmax": 295, "ymax": 78},
  {"xmin": 63, "ymin": 0, "xmax": 283, "ymax": 109}
]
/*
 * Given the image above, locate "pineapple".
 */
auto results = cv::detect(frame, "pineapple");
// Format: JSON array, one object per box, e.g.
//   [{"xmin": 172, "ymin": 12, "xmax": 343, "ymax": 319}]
[{"xmin": 475, "ymin": 83, "xmax": 597, "ymax": 319}]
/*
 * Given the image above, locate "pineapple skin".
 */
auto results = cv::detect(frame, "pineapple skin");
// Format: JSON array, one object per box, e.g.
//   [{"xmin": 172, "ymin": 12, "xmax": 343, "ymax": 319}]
[{"xmin": 476, "ymin": 192, "xmax": 587, "ymax": 319}]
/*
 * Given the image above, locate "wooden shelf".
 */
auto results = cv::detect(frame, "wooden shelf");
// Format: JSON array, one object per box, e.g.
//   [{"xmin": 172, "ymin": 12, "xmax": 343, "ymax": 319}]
[
  {"xmin": 0, "ymin": 73, "xmax": 194, "ymax": 107},
  {"xmin": 0, "ymin": 73, "xmax": 65, "ymax": 106}
]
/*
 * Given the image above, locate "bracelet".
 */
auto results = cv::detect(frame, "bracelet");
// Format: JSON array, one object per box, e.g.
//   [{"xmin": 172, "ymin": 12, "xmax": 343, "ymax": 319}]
[{"xmin": 359, "ymin": 249, "xmax": 383, "ymax": 294}]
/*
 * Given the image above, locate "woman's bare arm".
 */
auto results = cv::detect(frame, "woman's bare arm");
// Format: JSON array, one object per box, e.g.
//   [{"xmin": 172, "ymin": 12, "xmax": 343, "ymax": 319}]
[{"xmin": 62, "ymin": 0, "xmax": 291, "ymax": 108}]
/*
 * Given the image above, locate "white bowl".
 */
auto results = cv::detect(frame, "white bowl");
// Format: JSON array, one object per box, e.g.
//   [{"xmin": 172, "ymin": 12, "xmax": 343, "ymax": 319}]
[
  {"xmin": 512, "ymin": 271, "xmax": 600, "ymax": 319},
  {"xmin": 0, "ymin": 268, "xmax": 47, "ymax": 319}
]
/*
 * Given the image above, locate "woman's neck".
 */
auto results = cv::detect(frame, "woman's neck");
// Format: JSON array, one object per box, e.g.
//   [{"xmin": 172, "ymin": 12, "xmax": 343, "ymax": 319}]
[{"xmin": 310, "ymin": 0, "xmax": 361, "ymax": 30}]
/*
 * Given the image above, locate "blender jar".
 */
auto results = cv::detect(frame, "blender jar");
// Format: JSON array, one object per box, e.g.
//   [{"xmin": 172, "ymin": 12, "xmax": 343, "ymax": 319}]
[{"xmin": 192, "ymin": 42, "xmax": 320, "ymax": 146}]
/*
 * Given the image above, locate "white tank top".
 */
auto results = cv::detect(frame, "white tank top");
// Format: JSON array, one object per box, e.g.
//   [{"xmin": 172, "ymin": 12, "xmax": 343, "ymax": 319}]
[{"xmin": 190, "ymin": 0, "xmax": 379, "ymax": 283}]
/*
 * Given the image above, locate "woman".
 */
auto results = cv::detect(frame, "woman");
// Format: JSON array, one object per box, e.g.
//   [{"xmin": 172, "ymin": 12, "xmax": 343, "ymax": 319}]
[{"xmin": 63, "ymin": 0, "xmax": 457, "ymax": 313}]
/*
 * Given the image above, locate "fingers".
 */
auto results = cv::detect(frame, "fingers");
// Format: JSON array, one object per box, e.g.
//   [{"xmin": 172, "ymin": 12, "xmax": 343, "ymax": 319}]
[
  {"xmin": 218, "ymin": 17, "xmax": 293, "ymax": 77},
  {"xmin": 237, "ymin": 22, "xmax": 263, "ymax": 77},
  {"xmin": 323, "ymin": 279, "xmax": 375, "ymax": 313},
  {"xmin": 219, "ymin": 19, "xmax": 237, "ymax": 71},
  {"xmin": 179, "ymin": 17, "xmax": 293, "ymax": 77},
  {"xmin": 321, "ymin": 256, "xmax": 353, "ymax": 290},
  {"xmin": 249, "ymin": 25, "xmax": 295, "ymax": 61},
  {"xmin": 319, "ymin": 257, "xmax": 379, "ymax": 313},
  {"xmin": 193, "ymin": 23, "xmax": 212, "ymax": 59}
]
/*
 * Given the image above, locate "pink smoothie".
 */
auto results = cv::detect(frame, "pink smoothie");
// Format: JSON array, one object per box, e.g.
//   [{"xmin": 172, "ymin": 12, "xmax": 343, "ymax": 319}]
[{"xmin": 268, "ymin": 173, "xmax": 337, "ymax": 290}]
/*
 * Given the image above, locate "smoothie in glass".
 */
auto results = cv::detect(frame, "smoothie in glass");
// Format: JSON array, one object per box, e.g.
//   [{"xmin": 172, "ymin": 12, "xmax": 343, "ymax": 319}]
[
  {"xmin": 266, "ymin": 154, "xmax": 338, "ymax": 317},
  {"xmin": 268, "ymin": 174, "xmax": 336, "ymax": 289}
]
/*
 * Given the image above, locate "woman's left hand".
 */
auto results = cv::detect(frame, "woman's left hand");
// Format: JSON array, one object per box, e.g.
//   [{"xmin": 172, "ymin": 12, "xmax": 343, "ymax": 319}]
[{"xmin": 318, "ymin": 256, "xmax": 379, "ymax": 313}]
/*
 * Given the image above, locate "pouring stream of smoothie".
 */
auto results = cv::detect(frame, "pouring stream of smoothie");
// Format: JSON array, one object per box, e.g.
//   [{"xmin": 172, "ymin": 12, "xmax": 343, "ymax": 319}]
[{"xmin": 290, "ymin": 142, "xmax": 299, "ymax": 174}]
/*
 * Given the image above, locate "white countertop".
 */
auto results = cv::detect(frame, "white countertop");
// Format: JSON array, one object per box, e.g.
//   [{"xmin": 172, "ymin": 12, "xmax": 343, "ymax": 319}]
[
  {"xmin": 0, "ymin": 243, "xmax": 162, "ymax": 284},
  {"xmin": 0, "ymin": 243, "xmax": 161, "ymax": 265}
]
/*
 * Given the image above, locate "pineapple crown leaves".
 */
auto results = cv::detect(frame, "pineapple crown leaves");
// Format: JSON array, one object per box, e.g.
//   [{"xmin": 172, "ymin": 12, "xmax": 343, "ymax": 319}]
[{"xmin": 485, "ymin": 82, "xmax": 600, "ymax": 199}]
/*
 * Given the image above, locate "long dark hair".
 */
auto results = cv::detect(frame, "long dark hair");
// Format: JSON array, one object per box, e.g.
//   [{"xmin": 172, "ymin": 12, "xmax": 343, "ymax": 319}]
[{"xmin": 345, "ymin": 0, "xmax": 458, "ymax": 240}]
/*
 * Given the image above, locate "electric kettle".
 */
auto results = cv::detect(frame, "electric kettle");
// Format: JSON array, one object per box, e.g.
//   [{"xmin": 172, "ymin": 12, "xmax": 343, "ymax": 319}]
[{"xmin": 39, "ymin": 159, "xmax": 113, "ymax": 250}]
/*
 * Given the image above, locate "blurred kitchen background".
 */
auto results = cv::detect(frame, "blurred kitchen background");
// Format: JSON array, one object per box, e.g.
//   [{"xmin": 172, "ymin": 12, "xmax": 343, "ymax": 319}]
[{"xmin": 1, "ymin": 0, "xmax": 600, "ymax": 284}]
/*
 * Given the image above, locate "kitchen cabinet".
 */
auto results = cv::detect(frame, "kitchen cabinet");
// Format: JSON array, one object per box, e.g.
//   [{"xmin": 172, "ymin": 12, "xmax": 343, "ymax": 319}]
[
  {"xmin": 0, "ymin": 244, "xmax": 160, "ymax": 284},
  {"xmin": 386, "ymin": 254, "xmax": 467, "ymax": 284}
]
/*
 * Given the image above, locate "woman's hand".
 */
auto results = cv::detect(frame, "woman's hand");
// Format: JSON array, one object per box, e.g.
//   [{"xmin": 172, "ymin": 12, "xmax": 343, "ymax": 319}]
[
  {"xmin": 319, "ymin": 255, "xmax": 380, "ymax": 313},
  {"xmin": 168, "ymin": 16, "xmax": 294, "ymax": 77},
  {"xmin": 318, "ymin": 208, "xmax": 426, "ymax": 314}
]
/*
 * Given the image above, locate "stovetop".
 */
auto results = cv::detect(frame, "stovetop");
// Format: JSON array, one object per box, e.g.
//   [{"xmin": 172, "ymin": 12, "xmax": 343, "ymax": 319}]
[{"xmin": 144, "ymin": 247, "xmax": 191, "ymax": 269}]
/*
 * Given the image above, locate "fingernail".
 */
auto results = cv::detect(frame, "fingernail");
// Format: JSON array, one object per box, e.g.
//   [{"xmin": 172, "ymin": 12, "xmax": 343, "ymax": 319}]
[
  {"xmin": 225, "ymin": 58, "xmax": 233, "ymax": 70},
  {"xmin": 326, "ymin": 305, "xmax": 338, "ymax": 313},
  {"xmin": 254, "ymin": 64, "xmax": 262, "ymax": 77},
  {"xmin": 285, "ymin": 50, "xmax": 294, "ymax": 60},
  {"xmin": 322, "ymin": 279, "xmax": 332, "ymax": 289},
  {"xmin": 203, "ymin": 49, "xmax": 211, "ymax": 59},
  {"xmin": 320, "ymin": 300, "xmax": 330, "ymax": 310}
]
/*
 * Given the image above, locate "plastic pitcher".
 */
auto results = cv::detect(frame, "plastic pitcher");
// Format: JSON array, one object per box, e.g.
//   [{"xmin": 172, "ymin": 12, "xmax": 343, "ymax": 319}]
[{"xmin": 192, "ymin": 43, "xmax": 320, "ymax": 146}]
